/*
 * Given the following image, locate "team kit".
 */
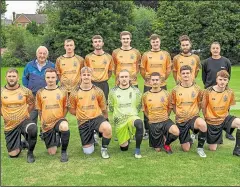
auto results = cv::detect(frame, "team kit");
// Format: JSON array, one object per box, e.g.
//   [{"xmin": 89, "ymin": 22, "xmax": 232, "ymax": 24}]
[{"xmin": 1, "ymin": 32, "xmax": 240, "ymax": 163}]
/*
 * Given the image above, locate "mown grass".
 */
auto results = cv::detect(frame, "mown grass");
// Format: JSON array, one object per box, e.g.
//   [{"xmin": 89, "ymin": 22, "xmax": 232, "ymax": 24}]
[{"xmin": 1, "ymin": 67, "xmax": 240, "ymax": 186}]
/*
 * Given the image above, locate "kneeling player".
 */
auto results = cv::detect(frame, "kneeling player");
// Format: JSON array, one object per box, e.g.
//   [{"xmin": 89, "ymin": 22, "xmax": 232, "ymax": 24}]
[
  {"xmin": 36, "ymin": 68, "xmax": 70, "ymax": 162},
  {"xmin": 202, "ymin": 70, "xmax": 240, "ymax": 156},
  {"xmin": 69, "ymin": 67, "xmax": 112, "ymax": 159},
  {"xmin": 171, "ymin": 65, "xmax": 207, "ymax": 157},
  {"xmin": 1, "ymin": 68, "xmax": 37, "ymax": 163},
  {"xmin": 108, "ymin": 69, "xmax": 144, "ymax": 158},
  {"xmin": 142, "ymin": 72, "xmax": 179, "ymax": 154}
]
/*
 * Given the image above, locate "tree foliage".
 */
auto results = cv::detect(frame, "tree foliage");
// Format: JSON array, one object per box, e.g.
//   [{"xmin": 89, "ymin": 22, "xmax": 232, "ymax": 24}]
[{"xmin": 1, "ymin": 0, "xmax": 7, "ymax": 15}]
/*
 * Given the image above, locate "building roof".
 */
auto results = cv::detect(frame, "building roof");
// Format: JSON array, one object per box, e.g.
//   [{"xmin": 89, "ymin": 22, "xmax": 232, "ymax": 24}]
[{"xmin": 15, "ymin": 14, "xmax": 47, "ymax": 24}]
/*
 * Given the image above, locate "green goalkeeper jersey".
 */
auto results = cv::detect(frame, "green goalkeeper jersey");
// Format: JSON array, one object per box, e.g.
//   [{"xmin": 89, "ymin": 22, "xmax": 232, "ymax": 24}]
[{"xmin": 108, "ymin": 85, "xmax": 142, "ymax": 126}]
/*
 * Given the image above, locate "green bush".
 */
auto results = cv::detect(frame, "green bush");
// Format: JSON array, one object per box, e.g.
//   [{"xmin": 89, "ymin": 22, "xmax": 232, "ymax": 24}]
[{"xmin": 1, "ymin": 51, "xmax": 23, "ymax": 67}]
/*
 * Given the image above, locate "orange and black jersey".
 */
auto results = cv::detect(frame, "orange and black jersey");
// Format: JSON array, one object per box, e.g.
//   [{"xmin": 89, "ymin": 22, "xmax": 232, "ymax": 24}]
[
  {"xmin": 68, "ymin": 85, "xmax": 107, "ymax": 125},
  {"xmin": 173, "ymin": 53, "xmax": 201, "ymax": 83},
  {"xmin": 56, "ymin": 54, "xmax": 84, "ymax": 92},
  {"xmin": 1, "ymin": 85, "xmax": 34, "ymax": 132},
  {"xmin": 140, "ymin": 50, "xmax": 172, "ymax": 87},
  {"xmin": 171, "ymin": 83, "xmax": 202, "ymax": 123},
  {"xmin": 112, "ymin": 48, "xmax": 141, "ymax": 85},
  {"xmin": 36, "ymin": 86, "xmax": 68, "ymax": 132},
  {"xmin": 85, "ymin": 52, "xmax": 114, "ymax": 82},
  {"xmin": 142, "ymin": 89, "xmax": 171, "ymax": 124},
  {"xmin": 202, "ymin": 86, "xmax": 235, "ymax": 125}
]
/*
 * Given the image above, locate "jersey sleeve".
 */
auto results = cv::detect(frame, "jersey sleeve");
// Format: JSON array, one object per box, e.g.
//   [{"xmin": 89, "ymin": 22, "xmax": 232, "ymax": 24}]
[
  {"xmin": 96, "ymin": 88, "xmax": 107, "ymax": 111},
  {"xmin": 35, "ymin": 90, "xmax": 42, "ymax": 110},
  {"xmin": 195, "ymin": 55, "xmax": 201, "ymax": 71},
  {"xmin": 109, "ymin": 55, "xmax": 114, "ymax": 71},
  {"xmin": 230, "ymin": 90, "xmax": 236, "ymax": 106},
  {"xmin": 55, "ymin": 57, "xmax": 61, "ymax": 75},
  {"xmin": 142, "ymin": 92, "xmax": 148, "ymax": 113},
  {"xmin": 201, "ymin": 89, "xmax": 209, "ymax": 111},
  {"xmin": 172, "ymin": 56, "xmax": 178, "ymax": 72},
  {"xmin": 68, "ymin": 90, "xmax": 77, "ymax": 109},
  {"xmin": 140, "ymin": 53, "xmax": 147, "ymax": 69},
  {"xmin": 84, "ymin": 55, "xmax": 90, "ymax": 67},
  {"xmin": 26, "ymin": 89, "xmax": 35, "ymax": 105},
  {"xmin": 170, "ymin": 89, "xmax": 176, "ymax": 108}
]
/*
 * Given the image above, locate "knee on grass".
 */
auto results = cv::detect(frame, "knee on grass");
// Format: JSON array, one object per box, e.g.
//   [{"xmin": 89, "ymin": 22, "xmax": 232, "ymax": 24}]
[{"xmin": 83, "ymin": 144, "xmax": 94, "ymax": 155}]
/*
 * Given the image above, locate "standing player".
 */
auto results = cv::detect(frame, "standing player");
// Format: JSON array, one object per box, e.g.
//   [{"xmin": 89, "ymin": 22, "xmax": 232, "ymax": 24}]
[
  {"xmin": 1, "ymin": 68, "xmax": 37, "ymax": 163},
  {"xmin": 171, "ymin": 65, "xmax": 207, "ymax": 157},
  {"xmin": 142, "ymin": 72, "xmax": 179, "ymax": 154},
  {"xmin": 56, "ymin": 39, "xmax": 85, "ymax": 94},
  {"xmin": 112, "ymin": 31, "xmax": 141, "ymax": 87},
  {"xmin": 202, "ymin": 42, "xmax": 234, "ymax": 140},
  {"xmin": 85, "ymin": 35, "xmax": 114, "ymax": 102},
  {"xmin": 173, "ymin": 35, "xmax": 201, "ymax": 84},
  {"xmin": 108, "ymin": 69, "xmax": 144, "ymax": 158},
  {"xmin": 201, "ymin": 70, "xmax": 240, "ymax": 156},
  {"xmin": 36, "ymin": 68, "xmax": 70, "ymax": 162},
  {"xmin": 69, "ymin": 67, "xmax": 112, "ymax": 159},
  {"xmin": 140, "ymin": 34, "xmax": 172, "ymax": 139}
]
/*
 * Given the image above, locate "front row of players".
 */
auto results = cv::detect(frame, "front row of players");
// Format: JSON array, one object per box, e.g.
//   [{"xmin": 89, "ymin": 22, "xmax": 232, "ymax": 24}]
[{"xmin": 1, "ymin": 66, "xmax": 240, "ymax": 163}]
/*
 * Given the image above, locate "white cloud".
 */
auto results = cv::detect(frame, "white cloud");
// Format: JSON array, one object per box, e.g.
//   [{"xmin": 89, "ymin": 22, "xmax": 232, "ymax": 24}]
[{"xmin": 4, "ymin": 1, "xmax": 38, "ymax": 19}]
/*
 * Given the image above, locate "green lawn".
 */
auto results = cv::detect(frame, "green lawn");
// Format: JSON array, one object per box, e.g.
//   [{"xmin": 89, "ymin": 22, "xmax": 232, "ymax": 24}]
[{"xmin": 1, "ymin": 67, "xmax": 240, "ymax": 186}]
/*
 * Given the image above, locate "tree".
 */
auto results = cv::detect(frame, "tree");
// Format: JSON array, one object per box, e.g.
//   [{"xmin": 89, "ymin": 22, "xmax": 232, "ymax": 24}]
[
  {"xmin": 1, "ymin": 0, "xmax": 7, "ymax": 15},
  {"xmin": 26, "ymin": 21, "xmax": 40, "ymax": 35},
  {"xmin": 134, "ymin": 0, "xmax": 159, "ymax": 10}
]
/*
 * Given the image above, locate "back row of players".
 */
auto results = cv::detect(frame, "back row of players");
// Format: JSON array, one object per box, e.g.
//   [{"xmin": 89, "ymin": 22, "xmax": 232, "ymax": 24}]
[{"xmin": 1, "ymin": 31, "xmax": 240, "ymax": 163}]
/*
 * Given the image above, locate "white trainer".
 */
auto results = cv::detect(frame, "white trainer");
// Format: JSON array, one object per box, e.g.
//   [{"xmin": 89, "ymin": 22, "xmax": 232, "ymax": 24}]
[
  {"xmin": 101, "ymin": 148, "xmax": 110, "ymax": 159},
  {"xmin": 197, "ymin": 148, "xmax": 207, "ymax": 158}
]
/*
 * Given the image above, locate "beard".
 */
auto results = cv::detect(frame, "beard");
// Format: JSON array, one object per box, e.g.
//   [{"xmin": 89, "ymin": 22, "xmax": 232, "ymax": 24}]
[
  {"xmin": 181, "ymin": 48, "xmax": 191, "ymax": 54},
  {"xmin": 7, "ymin": 81, "xmax": 18, "ymax": 87}
]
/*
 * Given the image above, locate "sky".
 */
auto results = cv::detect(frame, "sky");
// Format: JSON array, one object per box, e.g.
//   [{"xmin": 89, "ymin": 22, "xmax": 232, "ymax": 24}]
[{"xmin": 4, "ymin": 1, "xmax": 38, "ymax": 19}]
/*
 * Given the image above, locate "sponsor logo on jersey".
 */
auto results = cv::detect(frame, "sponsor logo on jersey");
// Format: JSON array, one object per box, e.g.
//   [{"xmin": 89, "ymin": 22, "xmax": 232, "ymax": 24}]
[
  {"xmin": 179, "ymin": 93, "xmax": 182, "ymax": 96},
  {"xmin": 130, "ymin": 54, "xmax": 135, "ymax": 60},
  {"xmin": 43, "ymin": 96, "xmax": 47, "ymax": 99},
  {"xmin": 56, "ymin": 93, "xmax": 60, "ymax": 100},
  {"xmin": 149, "ymin": 56, "xmax": 152, "ymax": 59},
  {"xmin": 91, "ymin": 95, "xmax": 95, "ymax": 100},
  {"xmin": 4, "ymin": 96, "xmax": 8, "ymax": 99},
  {"xmin": 223, "ymin": 95, "xmax": 228, "ymax": 102},
  {"xmin": 73, "ymin": 61, "xmax": 77, "ymax": 67},
  {"xmin": 103, "ymin": 60, "xmax": 107, "ymax": 64},
  {"xmin": 161, "ymin": 96, "xmax": 165, "ymax": 102},
  {"xmin": 129, "ymin": 92, "xmax": 132, "ymax": 99},
  {"xmin": 180, "ymin": 61, "xmax": 183, "ymax": 64},
  {"xmin": 212, "ymin": 98, "xmax": 216, "ymax": 100},
  {"xmin": 117, "ymin": 95, "xmax": 121, "ymax": 98},
  {"xmin": 191, "ymin": 91, "xmax": 196, "ymax": 98},
  {"xmin": 79, "ymin": 97, "xmax": 83, "ymax": 100}
]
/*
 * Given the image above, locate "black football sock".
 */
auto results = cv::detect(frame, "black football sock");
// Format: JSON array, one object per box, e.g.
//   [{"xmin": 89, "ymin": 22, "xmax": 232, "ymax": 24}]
[{"xmin": 61, "ymin": 130, "xmax": 70, "ymax": 153}]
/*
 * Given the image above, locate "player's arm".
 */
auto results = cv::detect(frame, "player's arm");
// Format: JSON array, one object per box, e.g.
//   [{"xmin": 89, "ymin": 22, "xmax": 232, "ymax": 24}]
[
  {"xmin": 27, "ymin": 90, "xmax": 35, "ymax": 113},
  {"xmin": 68, "ymin": 92, "xmax": 77, "ymax": 116},
  {"xmin": 172, "ymin": 56, "xmax": 178, "ymax": 83},
  {"xmin": 140, "ymin": 53, "xmax": 147, "ymax": 79},
  {"xmin": 170, "ymin": 90, "xmax": 176, "ymax": 114},
  {"xmin": 195, "ymin": 55, "xmax": 201, "ymax": 78},
  {"xmin": 112, "ymin": 50, "xmax": 117, "ymax": 75},
  {"xmin": 165, "ymin": 53, "xmax": 172, "ymax": 80},
  {"xmin": 63, "ymin": 91, "xmax": 68, "ymax": 117},
  {"xmin": 55, "ymin": 58, "xmax": 62, "ymax": 80},
  {"xmin": 201, "ymin": 90, "xmax": 208, "ymax": 117},
  {"xmin": 97, "ymin": 89, "xmax": 108, "ymax": 119},
  {"xmin": 108, "ymin": 56, "xmax": 114, "ymax": 79},
  {"xmin": 142, "ymin": 93, "xmax": 149, "ymax": 117},
  {"xmin": 136, "ymin": 51, "xmax": 141, "ymax": 74},
  {"xmin": 167, "ymin": 93, "xmax": 172, "ymax": 116}
]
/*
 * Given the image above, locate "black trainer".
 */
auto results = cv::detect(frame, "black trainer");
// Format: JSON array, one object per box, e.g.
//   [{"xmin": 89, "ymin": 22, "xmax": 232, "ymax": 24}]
[
  {"xmin": 226, "ymin": 133, "xmax": 235, "ymax": 141},
  {"xmin": 233, "ymin": 147, "xmax": 240, "ymax": 156},
  {"xmin": 27, "ymin": 152, "xmax": 35, "ymax": 163},
  {"xmin": 60, "ymin": 152, "xmax": 68, "ymax": 162}
]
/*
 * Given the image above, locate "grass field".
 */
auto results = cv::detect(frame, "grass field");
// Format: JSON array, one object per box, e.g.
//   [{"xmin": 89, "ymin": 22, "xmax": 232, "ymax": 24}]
[{"xmin": 1, "ymin": 67, "xmax": 240, "ymax": 186}]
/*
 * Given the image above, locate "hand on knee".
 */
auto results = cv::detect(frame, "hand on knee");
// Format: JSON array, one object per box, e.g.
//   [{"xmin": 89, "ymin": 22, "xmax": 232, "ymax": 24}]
[{"xmin": 83, "ymin": 144, "xmax": 94, "ymax": 155}]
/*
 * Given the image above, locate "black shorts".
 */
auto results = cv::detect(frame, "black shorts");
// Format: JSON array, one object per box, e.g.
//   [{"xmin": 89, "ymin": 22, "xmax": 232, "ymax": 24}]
[
  {"xmin": 78, "ymin": 115, "xmax": 106, "ymax": 146},
  {"xmin": 92, "ymin": 81, "xmax": 109, "ymax": 101},
  {"xmin": 42, "ymin": 118, "xmax": 67, "ymax": 149},
  {"xmin": 4, "ymin": 118, "xmax": 35, "ymax": 152},
  {"xmin": 207, "ymin": 115, "xmax": 236, "ymax": 144},
  {"xmin": 144, "ymin": 85, "xmax": 167, "ymax": 93},
  {"xmin": 149, "ymin": 119, "xmax": 174, "ymax": 148},
  {"xmin": 177, "ymin": 116, "xmax": 199, "ymax": 144}
]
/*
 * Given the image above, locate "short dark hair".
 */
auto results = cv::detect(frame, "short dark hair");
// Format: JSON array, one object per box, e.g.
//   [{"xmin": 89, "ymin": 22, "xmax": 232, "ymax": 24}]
[
  {"xmin": 150, "ymin": 72, "xmax": 160, "ymax": 78},
  {"xmin": 92, "ymin": 35, "xmax": 103, "ymax": 41},
  {"xmin": 211, "ymin": 41, "xmax": 221, "ymax": 47},
  {"xmin": 217, "ymin": 70, "xmax": 229, "ymax": 79},
  {"xmin": 179, "ymin": 35, "xmax": 191, "ymax": 43},
  {"xmin": 120, "ymin": 31, "xmax": 132, "ymax": 39},
  {"xmin": 6, "ymin": 68, "xmax": 18, "ymax": 75},
  {"xmin": 180, "ymin": 65, "xmax": 192, "ymax": 73},
  {"xmin": 45, "ymin": 68, "xmax": 57, "ymax": 76},
  {"xmin": 64, "ymin": 39, "xmax": 74, "ymax": 44},
  {"xmin": 150, "ymin": 34, "xmax": 160, "ymax": 41}
]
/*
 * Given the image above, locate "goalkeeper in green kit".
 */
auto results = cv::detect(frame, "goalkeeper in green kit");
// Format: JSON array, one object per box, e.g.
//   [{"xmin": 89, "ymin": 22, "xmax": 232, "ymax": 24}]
[{"xmin": 108, "ymin": 69, "xmax": 144, "ymax": 158}]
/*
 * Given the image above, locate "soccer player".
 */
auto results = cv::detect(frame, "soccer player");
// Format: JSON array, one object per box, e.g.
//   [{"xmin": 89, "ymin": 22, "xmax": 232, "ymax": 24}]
[
  {"xmin": 142, "ymin": 72, "xmax": 179, "ymax": 154},
  {"xmin": 140, "ymin": 34, "xmax": 172, "ymax": 139},
  {"xmin": 173, "ymin": 35, "xmax": 201, "ymax": 84},
  {"xmin": 202, "ymin": 42, "xmax": 234, "ymax": 140},
  {"xmin": 36, "ymin": 68, "xmax": 70, "ymax": 162},
  {"xmin": 112, "ymin": 31, "xmax": 141, "ymax": 87},
  {"xmin": 108, "ymin": 69, "xmax": 144, "ymax": 158},
  {"xmin": 22, "ymin": 46, "xmax": 55, "ymax": 139},
  {"xmin": 69, "ymin": 67, "xmax": 112, "ymax": 159},
  {"xmin": 201, "ymin": 70, "xmax": 240, "ymax": 156},
  {"xmin": 85, "ymin": 35, "xmax": 114, "ymax": 101},
  {"xmin": 171, "ymin": 65, "xmax": 207, "ymax": 157},
  {"xmin": 1, "ymin": 68, "xmax": 37, "ymax": 163},
  {"xmin": 56, "ymin": 39, "xmax": 85, "ymax": 94}
]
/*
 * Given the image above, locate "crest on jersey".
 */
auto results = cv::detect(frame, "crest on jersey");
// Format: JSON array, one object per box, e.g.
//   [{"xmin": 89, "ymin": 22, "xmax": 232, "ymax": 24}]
[
  {"xmin": 73, "ymin": 61, "xmax": 77, "ymax": 67},
  {"xmin": 103, "ymin": 59, "xmax": 107, "ymax": 64},
  {"xmin": 129, "ymin": 92, "xmax": 132, "ymax": 99},
  {"xmin": 223, "ymin": 95, "xmax": 228, "ymax": 102},
  {"xmin": 160, "ymin": 55, "xmax": 163, "ymax": 60},
  {"xmin": 191, "ymin": 60, "xmax": 195, "ymax": 66},
  {"xmin": 18, "ymin": 93, "xmax": 23, "ymax": 100},
  {"xmin": 161, "ymin": 96, "xmax": 165, "ymax": 102},
  {"xmin": 130, "ymin": 54, "xmax": 134, "ymax": 59},
  {"xmin": 56, "ymin": 93, "xmax": 60, "ymax": 100},
  {"xmin": 91, "ymin": 95, "xmax": 95, "ymax": 100},
  {"xmin": 191, "ymin": 91, "xmax": 196, "ymax": 98}
]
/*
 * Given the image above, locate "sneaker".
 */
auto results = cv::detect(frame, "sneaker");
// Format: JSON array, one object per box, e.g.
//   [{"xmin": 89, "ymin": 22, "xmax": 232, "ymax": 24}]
[
  {"xmin": 226, "ymin": 133, "xmax": 235, "ymax": 141},
  {"xmin": 143, "ymin": 132, "xmax": 149, "ymax": 140},
  {"xmin": 101, "ymin": 148, "xmax": 110, "ymax": 159},
  {"xmin": 60, "ymin": 152, "xmax": 68, "ymax": 162},
  {"xmin": 114, "ymin": 137, "xmax": 118, "ymax": 141},
  {"xmin": 134, "ymin": 153, "xmax": 142, "ymax": 159},
  {"xmin": 27, "ymin": 152, "xmax": 35, "ymax": 163},
  {"xmin": 197, "ymin": 148, "xmax": 207, "ymax": 158},
  {"xmin": 233, "ymin": 147, "xmax": 240, "ymax": 156},
  {"xmin": 164, "ymin": 145, "xmax": 173, "ymax": 154},
  {"xmin": 21, "ymin": 139, "xmax": 29, "ymax": 150},
  {"xmin": 94, "ymin": 132, "xmax": 99, "ymax": 146},
  {"xmin": 39, "ymin": 132, "xmax": 44, "ymax": 141}
]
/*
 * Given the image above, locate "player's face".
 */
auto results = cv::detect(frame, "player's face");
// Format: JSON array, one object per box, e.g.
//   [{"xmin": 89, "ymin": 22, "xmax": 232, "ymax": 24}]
[
  {"xmin": 180, "ymin": 70, "xmax": 191, "ymax": 81},
  {"xmin": 64, "ymin": 41, "xmax": 75, "ymax": 53},
  {"xmin": 92, "ymin": 39, "xmax": 104, "ymax": 50},
  {"xmin": 150, "ymin": 75, "xmax": 160, "ymax": 88},
  {"xmin": 150, "ymin": 38, "xmax": 160, "ymax": 51},
  {"xmin": 119, "ymin": 71, "xmax": 130, "ymax": 87},
  {"xmin": 36, "ymin": 48, "xmax": 48, "ymax": 63},
  {"xmin": 6, "ymin": 72, "xmax": 19, "ymax": 87},
  {"xmin": 81, "ymin": 71, "xmax": 92, "ymax": 84},
  {"xmin": 121, "ymin": 35, "xmax": 131, "ymax": 48},
  {"xmin": 45, "ymin": 72, "xmax": 57, "ymax": 87},
  {"xmin": 180, "ymin": 40, "xmax": 191, "ymax": 54},
  {"xmin": 211, "ymin": 44, "xmax": 221, "ymax": 56},
  {"xmin": 216, "ymin": 76, "xmax": 228, "ymax": 88}
]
